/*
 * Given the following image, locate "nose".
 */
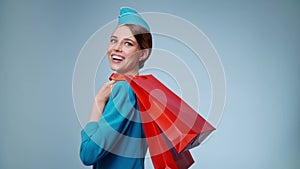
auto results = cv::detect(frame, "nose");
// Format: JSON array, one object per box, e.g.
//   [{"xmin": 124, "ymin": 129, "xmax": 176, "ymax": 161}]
[{"xmin": 113, "ymin": 42, "xmax": 122, "ymax": 52}]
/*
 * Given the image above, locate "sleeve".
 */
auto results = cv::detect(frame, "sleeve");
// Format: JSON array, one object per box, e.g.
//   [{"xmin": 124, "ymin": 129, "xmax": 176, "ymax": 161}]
[{"xmin": 79, "ymin": 81, "xmax": 138, "ymax": 166}]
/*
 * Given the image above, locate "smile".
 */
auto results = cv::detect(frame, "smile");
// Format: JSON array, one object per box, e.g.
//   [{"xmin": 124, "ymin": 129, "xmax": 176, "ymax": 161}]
[{"xmin": 112, "ymin": 55, "xmax": 125, "ymax": 62}]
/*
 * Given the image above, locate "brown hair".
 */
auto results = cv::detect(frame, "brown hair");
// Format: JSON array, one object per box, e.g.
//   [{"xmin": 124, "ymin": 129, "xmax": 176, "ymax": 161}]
[{"xmin": 125, "ymin": 24, "xmax": 152, "ymax": 69}]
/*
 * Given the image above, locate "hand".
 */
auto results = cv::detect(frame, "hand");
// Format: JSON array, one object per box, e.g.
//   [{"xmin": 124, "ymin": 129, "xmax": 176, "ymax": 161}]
[
  {"xmin": 95, "ymin": 80, "xmax": 116, "ymax": 105},
  {"xmin": 88, "ymin": 80, "xmax": 116, "ymax": 122}
]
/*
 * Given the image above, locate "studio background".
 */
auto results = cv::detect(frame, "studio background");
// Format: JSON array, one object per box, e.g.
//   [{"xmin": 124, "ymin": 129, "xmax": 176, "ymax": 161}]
[{"xmin": 1, "ymin": 0, "xmax": 299, "ymax": 169}]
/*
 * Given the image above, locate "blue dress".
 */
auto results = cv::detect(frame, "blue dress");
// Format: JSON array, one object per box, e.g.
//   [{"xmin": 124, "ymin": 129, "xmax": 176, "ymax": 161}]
[{"xmin": 80, "ymin": 81, "xmax": 147, "ymax": 169}]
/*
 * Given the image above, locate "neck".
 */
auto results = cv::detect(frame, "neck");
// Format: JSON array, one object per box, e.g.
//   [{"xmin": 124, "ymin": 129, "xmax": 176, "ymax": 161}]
[{"xmin": 116, "ymin": 70, "xmax": 139, "ymax": 76}]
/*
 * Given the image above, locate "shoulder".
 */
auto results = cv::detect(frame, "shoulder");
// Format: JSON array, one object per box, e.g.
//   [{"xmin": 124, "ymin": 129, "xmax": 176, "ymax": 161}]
[
  {"xmin": 105, "ymin": 81, "xmax": 138, "ymax": 117},
  {"xmin": 110, "ymin": 81, "xmax": 136, "ymax": 101},
  {"xmin": 113, "ymin": 80, "xmax": 130, "ymax": 89}
]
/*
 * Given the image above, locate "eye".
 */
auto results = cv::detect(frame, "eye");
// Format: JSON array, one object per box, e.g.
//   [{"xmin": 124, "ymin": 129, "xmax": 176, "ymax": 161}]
[
  {"xmin": 110, "ymin": 38, "xmax": 117, "ymax": 44},
  {"xmin": 124, "ymin": 41, "xmax": 133, "ymax": 46}
]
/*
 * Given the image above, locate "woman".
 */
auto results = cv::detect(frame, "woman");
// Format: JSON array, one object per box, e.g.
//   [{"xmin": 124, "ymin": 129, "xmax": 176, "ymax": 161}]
[{"xmin": 80, "ymin": 7, "xmax": 152, "ymax": 169}]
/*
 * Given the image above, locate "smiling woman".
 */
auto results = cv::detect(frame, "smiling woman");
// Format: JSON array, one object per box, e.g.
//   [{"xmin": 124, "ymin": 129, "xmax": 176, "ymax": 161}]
[
  {"xmin": 107, "ymin": 24, "xmax": 152, "ymax": 75},
  {"xmin": 79, "ymin": 7, "xmax": 152, "ymax": 169}
]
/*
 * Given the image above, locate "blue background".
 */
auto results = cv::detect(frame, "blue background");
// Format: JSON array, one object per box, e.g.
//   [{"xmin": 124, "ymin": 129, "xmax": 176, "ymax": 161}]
[{"xmin": 1, "ymin": 0, "xmax": 299, "ymax": 168}]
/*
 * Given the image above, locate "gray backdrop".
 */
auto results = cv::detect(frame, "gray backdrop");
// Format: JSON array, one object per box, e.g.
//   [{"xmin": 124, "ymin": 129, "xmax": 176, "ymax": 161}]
[{"xmin": 1, "ymin": 0, "xmax": 299, "ymax": 169}]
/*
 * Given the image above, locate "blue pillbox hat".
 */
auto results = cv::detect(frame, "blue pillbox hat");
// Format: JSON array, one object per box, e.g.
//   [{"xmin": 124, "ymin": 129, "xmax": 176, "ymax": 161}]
[{"xmin": 117, "ymin": 7, "xmax": 150, "ymax": 31}]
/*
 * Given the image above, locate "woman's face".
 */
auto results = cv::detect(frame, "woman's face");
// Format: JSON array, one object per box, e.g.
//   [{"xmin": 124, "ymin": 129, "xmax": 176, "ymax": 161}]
[{"xmin": 107, "ymin": 25, "xmax": 144, "ymax": 75}]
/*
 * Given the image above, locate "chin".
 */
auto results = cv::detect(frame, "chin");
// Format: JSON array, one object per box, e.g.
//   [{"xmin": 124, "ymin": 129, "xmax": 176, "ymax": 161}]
[
  {"xmin": 110, "ymin": 66, "xmax": 123, "ymax": 74},
  {"xmin": 110, "ymin": 64, "xmax": 118, "ymax": 71}
]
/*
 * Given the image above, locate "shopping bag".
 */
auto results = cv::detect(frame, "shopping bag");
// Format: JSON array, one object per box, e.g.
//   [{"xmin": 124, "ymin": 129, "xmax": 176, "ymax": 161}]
[
  {"xmin": 141, "ymin": 111, "xmax": 194, "ymax": 169},
  {"xmin": 110, "ymin": 74, "xmax": 215, "ymax": 151},
  {"xmin": 109, "ymin": 73, "xmax": 215, "ymax": 168}
]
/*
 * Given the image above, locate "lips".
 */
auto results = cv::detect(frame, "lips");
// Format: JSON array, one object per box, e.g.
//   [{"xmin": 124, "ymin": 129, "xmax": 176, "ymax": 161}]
[{"xmin": 111, "ymin": 55, "xmax": 125, "ymax": 62}]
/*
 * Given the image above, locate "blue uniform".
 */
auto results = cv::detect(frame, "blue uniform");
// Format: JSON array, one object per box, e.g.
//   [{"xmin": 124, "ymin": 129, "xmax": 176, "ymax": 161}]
[{"xmin": 80, "ymin": 81, "xmax": 147, "ymax": 169}]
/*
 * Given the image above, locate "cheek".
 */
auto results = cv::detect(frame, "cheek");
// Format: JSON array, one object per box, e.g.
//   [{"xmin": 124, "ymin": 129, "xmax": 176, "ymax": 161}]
[
  {"xmin": 107, "ymin": 45, "xmax": 112, "ymax": 54},
  {"xmin": 125, "ymin": 48, "xmax": 140, "ymax": 57}
]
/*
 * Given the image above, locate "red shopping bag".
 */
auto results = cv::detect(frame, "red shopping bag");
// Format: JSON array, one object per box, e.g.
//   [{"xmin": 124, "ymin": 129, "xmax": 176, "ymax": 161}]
[
  {"xmin": 141, "ymin": 112, "xmax": 194, "ymax": 169},
  {"xmin": 109, "ymin": 73, "xmax": 215, "ymax": 168}
]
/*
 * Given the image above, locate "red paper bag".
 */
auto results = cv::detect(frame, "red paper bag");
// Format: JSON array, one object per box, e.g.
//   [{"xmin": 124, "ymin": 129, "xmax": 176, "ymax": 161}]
[
  {"xmin": 110, "ymin": 73, "xmax": 215, "ymax": 168},
  {"xmin": 141, "ymin": 112, "xmax": 194, "ymax": 169},
  {"xmin": 110, "ymin": 74, "xmax": 216, "ymax": 151}
]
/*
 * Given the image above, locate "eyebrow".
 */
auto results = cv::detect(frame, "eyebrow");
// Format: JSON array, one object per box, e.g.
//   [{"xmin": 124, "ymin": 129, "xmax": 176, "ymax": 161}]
[
  {"xmin": 110, "ymin": 35, "xmax": 134, "ymax": 41},
  {"xmin": 110, "ymin": 35, "xmax": 118, "ymax": 39}
]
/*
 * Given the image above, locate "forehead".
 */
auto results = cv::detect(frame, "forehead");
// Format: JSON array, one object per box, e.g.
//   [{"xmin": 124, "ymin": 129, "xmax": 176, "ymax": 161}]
[{"xmin": 112, "ymin": 26, "xmax": 136, "ymax": 40}]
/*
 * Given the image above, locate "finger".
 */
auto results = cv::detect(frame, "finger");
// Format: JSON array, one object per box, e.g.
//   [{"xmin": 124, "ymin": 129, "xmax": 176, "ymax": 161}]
[
  {"xmin": 109, "ymin": 80, "xmax": 116, "ymax": 84},
  {"xmin": 105, "ymin": 80, "xmax": 115, "ymax": 86},
  {"xmin": 103, "ymin": 81, "xmax": 112, "ymax": 87},
  {"xmin": 104, "ymin": 80, "xmax": 114, "ymax": 91},
  {"xmin": 108, "ymin": 80, "xmax": 116, "ymax": 88}
]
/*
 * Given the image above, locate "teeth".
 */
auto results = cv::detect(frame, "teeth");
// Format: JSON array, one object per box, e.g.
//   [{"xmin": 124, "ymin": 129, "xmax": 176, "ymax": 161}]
[{"xmin": 112, "ymin": 55, "xmax": 124, "ymax": 61}]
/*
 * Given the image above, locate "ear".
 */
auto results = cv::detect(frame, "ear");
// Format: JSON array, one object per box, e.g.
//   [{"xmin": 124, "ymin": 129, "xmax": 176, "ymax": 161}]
[{"xmin": 138, "ymin": 49, "xmax": 149, "ymax": 62}]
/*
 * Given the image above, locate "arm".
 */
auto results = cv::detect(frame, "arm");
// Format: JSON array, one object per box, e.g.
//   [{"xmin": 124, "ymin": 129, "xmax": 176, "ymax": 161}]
[
  {"xmin": 80, "ymin": 81, "xmax": 138, "ymax": 165},
  {"xmin": 88, "ymin": 80, "xmax": 115, "ymax": 122}
]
